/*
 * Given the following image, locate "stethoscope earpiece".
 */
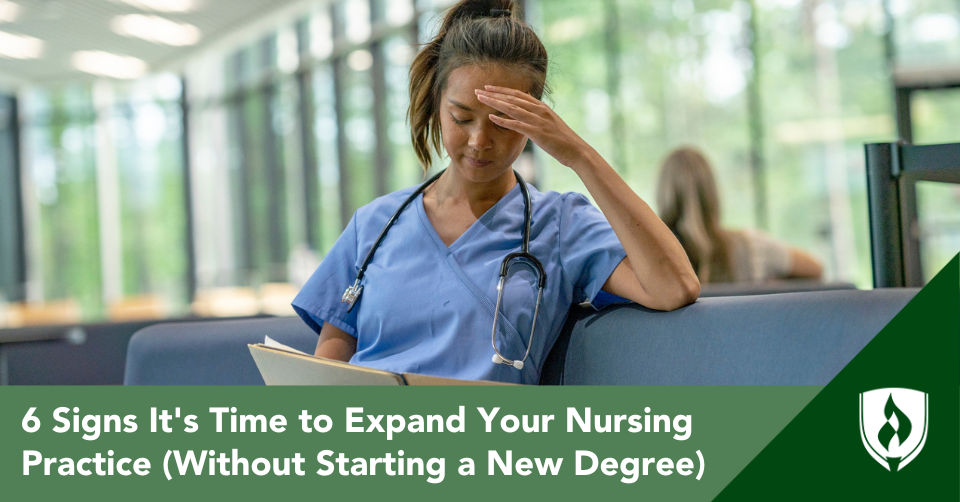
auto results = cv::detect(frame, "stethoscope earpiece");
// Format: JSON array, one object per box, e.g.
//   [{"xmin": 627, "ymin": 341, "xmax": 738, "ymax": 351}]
[{"xmin": 492, "ymin": 350, "xmax": 525, "ymax": 370}]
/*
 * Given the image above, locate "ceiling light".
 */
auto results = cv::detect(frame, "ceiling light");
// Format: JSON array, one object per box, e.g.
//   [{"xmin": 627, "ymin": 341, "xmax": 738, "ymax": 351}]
[
  {"xmin": 111, "ymin": 14, "xmax": 201, "ymax": 46},
  {"xmin": 115, "ymin": 0, "xmax": 196, "ymax": 13},
  {"xmin": 0, "ymin": 30, "xmax": 43, "ymax": 59},
  {"xmin": 0, "ymin": 0, "xmax": 22, "ymax": 22},
  {"xmin": 72, "ymin": 51, "xmax": 148, "ymax": 79}
]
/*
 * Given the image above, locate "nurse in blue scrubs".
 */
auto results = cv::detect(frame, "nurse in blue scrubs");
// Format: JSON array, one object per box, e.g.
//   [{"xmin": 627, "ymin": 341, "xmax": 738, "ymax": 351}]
[{"xmin": 292, "ymin": 0, "xmax": 700, "ymax": 385}]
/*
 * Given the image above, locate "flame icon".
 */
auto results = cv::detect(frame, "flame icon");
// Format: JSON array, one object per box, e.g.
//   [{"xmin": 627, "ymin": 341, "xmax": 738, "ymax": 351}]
[
  {"xmin": 875, "ymin": 394, "xmax": 914, "ymax": 470},
  {"xmin": 878, "ymin": 394, "xmax": 912, "ymax": 453}
]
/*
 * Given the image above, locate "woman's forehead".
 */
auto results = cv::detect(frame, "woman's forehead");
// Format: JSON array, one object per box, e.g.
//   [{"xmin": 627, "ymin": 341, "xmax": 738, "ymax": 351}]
[{"xmin": 443, "ymin": 64, "xmax": 532, "ymax": 98}]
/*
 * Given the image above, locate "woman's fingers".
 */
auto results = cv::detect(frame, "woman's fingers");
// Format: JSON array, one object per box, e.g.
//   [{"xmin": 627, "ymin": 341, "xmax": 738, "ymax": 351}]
[
  {"xmin": 477, "ymin": 87, "xmax": 542, "ymax": 113},
  {"xmin": 475, "ymin": 91, "xmax": 540, "ymax": 123},
  {"xmin": 488, "ymin": 114, "xmax": 534, "ymax": 135},
  {"xmin": 483, "ymin": 85, "xmax": 536, "ymax": 103}
]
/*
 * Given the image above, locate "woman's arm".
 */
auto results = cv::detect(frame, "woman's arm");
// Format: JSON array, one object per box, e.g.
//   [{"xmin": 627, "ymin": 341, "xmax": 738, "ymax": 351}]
[
  {"xmin": 314, "ymin": 322, "xmax": 357, "ymax": 361},
  {"xmin": 566, "ymin": 149, "xmax": 699, "ymax": 310},
  {"xmin": 477, "ymin": 86, "xmax": 700, "ymax": 311}
]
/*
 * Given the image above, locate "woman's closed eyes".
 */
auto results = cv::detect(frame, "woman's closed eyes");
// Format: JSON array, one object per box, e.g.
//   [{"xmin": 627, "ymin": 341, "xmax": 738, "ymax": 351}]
[{"xmin": 450, "ymin": 113, "xmax": 508, "ymax": 131}]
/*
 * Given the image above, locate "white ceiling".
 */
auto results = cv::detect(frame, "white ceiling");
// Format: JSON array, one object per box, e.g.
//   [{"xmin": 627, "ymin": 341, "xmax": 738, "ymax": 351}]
[{"xmin": 0, "ymin": 0, "xmax": 307, "ymax": 87}]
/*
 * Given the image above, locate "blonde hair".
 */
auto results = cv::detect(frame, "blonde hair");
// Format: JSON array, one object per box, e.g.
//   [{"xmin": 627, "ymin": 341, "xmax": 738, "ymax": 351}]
[
  {"xmin": 656, "ymin": 147, "xmax": 735, "ymax": 283},
  {"xmin": 407, "ymin": 0, "xmax": 548, "ymax": 172}
]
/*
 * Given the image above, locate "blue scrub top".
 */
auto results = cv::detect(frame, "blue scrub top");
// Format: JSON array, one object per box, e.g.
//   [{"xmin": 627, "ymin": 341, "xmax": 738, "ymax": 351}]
[{"xmin": 292, "ymin": 182, "xmax": 627, "ymax": 385}]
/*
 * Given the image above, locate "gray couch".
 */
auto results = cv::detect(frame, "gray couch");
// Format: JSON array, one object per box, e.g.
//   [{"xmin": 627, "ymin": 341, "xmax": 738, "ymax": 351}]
[{"xmin": 124, "ymin": 288, "xmax": 917, "ymax": 386}]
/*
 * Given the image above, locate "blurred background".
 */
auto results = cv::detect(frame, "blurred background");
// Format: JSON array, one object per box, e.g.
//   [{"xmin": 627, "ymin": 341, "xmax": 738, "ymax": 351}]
[{"xmin": 0, "ymin": 0, "xmax": 958, "ymax": 326}]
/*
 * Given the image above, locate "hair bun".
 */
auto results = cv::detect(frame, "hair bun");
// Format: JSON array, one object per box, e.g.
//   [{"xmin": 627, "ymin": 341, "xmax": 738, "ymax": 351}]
[{"xmin": 450, "ymin": 0, "xmax": 515, "ymax": 24}]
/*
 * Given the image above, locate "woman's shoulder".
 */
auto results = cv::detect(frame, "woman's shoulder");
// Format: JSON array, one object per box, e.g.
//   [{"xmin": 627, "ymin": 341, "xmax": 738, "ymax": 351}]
[
  {"xmin": 524, "ymin": 187, "xmax": 613, "ymax": 241},
  {"xmin": 530, "ymin": 188, "xmax": 606, "ymax": 226},
  {"xmin": 527, "ymin": 186, "xmax": 591, "ymax": 214}
]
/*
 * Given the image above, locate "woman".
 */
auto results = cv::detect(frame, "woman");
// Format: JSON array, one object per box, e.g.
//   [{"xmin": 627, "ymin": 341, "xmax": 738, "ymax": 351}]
[
  {"xmin": 293, "ymin": 0, "xmax": 698, "ymax": 384},
  {"xmin": 655, "ymin": 146, "xmax": 823, "ymax": 284}
]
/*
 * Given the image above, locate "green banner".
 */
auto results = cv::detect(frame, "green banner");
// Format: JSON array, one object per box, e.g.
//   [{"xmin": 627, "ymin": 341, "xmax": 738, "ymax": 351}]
[
  {"xmin": 1, "ymin": 386, "xmax": 816, "ymax": 500},
  {"xmin": 0, "ymin": 256, "xmax": 956, "ymax": 501}
]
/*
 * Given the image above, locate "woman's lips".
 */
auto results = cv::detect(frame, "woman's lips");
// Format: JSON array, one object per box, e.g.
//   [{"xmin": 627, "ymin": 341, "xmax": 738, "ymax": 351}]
[{"xmin": 465, "ymin": 156, "xmax": 492, "ymax": 168}]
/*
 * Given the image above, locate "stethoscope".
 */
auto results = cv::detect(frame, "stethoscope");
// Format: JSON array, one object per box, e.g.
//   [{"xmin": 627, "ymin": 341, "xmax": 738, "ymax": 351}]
[{"xmin": 341, "ymin": 168, "xmax": 546, "ymax": 370}]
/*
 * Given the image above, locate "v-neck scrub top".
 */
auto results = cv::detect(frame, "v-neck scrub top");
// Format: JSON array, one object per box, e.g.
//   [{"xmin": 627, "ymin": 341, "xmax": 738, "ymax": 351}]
[{"xmin": 292, "ymin": 182, "xmax": 627, "ymax": 385}]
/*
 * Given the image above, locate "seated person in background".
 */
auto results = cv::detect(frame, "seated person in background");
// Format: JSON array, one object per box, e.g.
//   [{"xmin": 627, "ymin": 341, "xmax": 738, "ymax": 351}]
[{"xmin": 655, "ymin": 146, "xmax": 823, "ymax": 284}]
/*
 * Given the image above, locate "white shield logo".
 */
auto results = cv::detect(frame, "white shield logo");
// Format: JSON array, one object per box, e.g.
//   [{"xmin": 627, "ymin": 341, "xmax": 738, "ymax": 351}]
[{"xmin": 859, "ymin": 388, "xmax": 928, "ymax": 471}]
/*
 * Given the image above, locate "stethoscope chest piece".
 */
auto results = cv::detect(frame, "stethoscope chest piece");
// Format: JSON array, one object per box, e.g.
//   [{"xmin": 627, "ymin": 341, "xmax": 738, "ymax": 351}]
[{"xmin": 342, "ymin": 279, "xmax": 363, "ymax": 313}]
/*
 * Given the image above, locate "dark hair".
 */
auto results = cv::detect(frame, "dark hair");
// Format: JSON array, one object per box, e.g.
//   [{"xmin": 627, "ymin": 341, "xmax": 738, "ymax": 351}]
[{"xmin": 408, "ymin": 0, "xmax": 549, "ymax": 171}]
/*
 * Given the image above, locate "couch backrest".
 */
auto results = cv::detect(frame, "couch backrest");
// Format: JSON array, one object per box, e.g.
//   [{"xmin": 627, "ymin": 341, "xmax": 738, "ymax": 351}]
[
  {"xmin": 540, "ymin": 288, "xmax": 918, "ymax": 385},
  {"xmin": 2, "ymin": 317, "xmax": 255, "ymax": 385},
  {"xmin": 124, "ymin": 317, "xmax": 316, "ymax": 385},
  {"xmin": 699, "ymin": 280, "xmax": 857, "ymax": 297},
  {"xmin": 126, "ymin": 288, "xmax": 918, "ymax": 386}
]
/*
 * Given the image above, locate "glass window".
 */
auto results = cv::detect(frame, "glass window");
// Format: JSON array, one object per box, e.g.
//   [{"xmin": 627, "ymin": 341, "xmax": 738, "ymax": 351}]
[
  {"xmin": 755, "ymin": 0, "xmax": 893, "ymax": 287},
  {"xmin": 382, "ymin": 34, "xmax": 421, "ymax": 190},
  {"xmin": 374, "ymin": 0, "xmax": 414, "ymax": 26},
  {"xmin": 274, "ymin": 73, "xmax": 305, "ymax": 259},
  {"xmin": 109, "ymin": 75, "xmax": 188, "ymax": 313},
  {"xmin": 21, "ymin": 84, "xmax": 103, "ymax": 316},
  {"xmin": 416, "ymin": 0, "xmax": 457, "ymax": 44},
  {"xmin": 343, "ymin": 0, "xmax": 372, "ymax": 44},
  {"xmin": 20, "ymin": 0, "xmax": 960, "ymax": 317},
  {"xmin": 312, "ymin": 64, "xmax": 344, "ymax": 254},
  {"xmin": 233, "ymin": 38, "xmax": 293, "ymax": 285},
  {"xmin": 0, "ymin": 93, "xmax": 23, "ymax": 304},
  {"xmin": 340, "ymin": 50, "xmax": 377, "ymax": 212},
  {"xmin": 310, "ymin": 9, "xmax": 335, "ymax": 60},
  {"xmin": 534, "ymin": 1, "xmax": 612, "ymax": 193},
  {"xmin": 912, "ymin": 88, "xmax": 960, "ymax": 283},
  {"xmin": 916, "ymin": 181, "xmax": 960, "ymax": 282},
  {"xmin": 891, "ymin": 0, "xmax": 960, "ymax": 69},
  {"xmin": 186, "ymin": 52, "xmax": 238, "ymax": 290},
  {"xmin": 911, "ymin": 88, "xmax": 960, "ymax": 144},
  {"xmin": 537, "ymin": 0, "xmax": 752, "ymax": 229}
]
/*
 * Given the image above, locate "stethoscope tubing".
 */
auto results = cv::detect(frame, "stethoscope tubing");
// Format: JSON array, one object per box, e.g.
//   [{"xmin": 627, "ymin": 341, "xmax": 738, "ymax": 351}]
[{"xmin": 357, "ymin": 169, "xmax": 445, "ymax": 283}]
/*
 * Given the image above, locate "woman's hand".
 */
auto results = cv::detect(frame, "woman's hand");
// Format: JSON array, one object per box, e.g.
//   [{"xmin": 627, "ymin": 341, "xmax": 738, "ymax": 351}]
[
  {"xmin": 478, "ymin": 86, "xmax": 699, "ymax": 311},
  {"xmin": 476, "ymin": 86, "xmax": 593, "ymax": 171}
]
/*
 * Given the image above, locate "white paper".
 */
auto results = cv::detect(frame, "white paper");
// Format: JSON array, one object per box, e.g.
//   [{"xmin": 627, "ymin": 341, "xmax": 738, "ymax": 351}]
[{"xmin": 263, "ymin": 335, "xmax": 309, "ymax": 356}]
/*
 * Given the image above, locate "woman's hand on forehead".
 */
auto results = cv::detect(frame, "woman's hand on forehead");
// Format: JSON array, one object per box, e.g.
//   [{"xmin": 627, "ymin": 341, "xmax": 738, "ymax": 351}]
[{"xmin": 475, "ymin": 85, "xmax": 592, "ymax": 172}]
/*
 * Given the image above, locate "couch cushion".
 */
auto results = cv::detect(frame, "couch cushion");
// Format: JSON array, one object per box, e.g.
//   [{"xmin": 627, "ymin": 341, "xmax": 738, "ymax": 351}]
[
  {"xmin": 124, "ymin": 317, "xmax": 317, "ymax": 385},
  {"xmin": 546, "ymin": 288, "xmax": 918, "ymax": 385}
]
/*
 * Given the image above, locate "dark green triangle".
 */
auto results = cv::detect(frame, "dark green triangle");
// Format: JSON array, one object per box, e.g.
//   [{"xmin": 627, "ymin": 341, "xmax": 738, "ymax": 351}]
[{"xmin": 714, "ymin": 255, "xmax": 960, "ymax": 501}]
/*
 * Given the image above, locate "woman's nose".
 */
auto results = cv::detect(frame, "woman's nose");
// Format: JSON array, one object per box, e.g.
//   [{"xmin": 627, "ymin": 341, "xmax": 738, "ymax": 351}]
[{"xmin": 468, "ymin": 125, "xmax": 493, "ymax": 151}]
